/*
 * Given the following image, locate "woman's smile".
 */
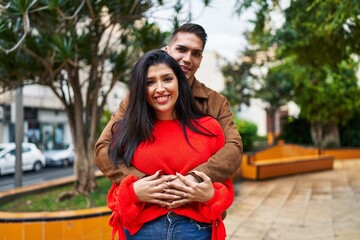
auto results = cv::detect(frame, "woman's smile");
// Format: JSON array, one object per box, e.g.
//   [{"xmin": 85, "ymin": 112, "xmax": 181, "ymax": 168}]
[{"xmin": 155, "ymin": 95, "xmax": 170, "ymax": 104}]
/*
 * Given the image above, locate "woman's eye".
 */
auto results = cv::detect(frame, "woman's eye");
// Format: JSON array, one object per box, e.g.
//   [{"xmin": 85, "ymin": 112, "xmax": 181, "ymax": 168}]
[
  {"xmin": 164, "ymin": 77, "xmax": 173, "ymax": 82},
  {"xmin": 146, "ymin": 81, "xmax": 154, "ymax": 86}
]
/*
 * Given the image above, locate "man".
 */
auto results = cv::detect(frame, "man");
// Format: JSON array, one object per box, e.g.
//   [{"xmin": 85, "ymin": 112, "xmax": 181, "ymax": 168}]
[{"xmin": 94, "ymin": 23, "xmax": 242, "ymax": 191}]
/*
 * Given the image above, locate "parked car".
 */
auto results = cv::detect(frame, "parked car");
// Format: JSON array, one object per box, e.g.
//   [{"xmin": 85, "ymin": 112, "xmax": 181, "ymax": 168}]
[
  {"xmin": 45, "ymin": 144, "xmax": 75, "ymax": 167},
  {"xmin": 0, "ymin": 142, "xmax": 46, "ymax": 176}
]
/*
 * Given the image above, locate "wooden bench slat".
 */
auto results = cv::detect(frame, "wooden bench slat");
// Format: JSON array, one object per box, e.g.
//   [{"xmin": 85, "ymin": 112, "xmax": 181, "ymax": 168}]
[{"xmin": 252, "ymin": 155, "xmax": 333, "ymax": 166}]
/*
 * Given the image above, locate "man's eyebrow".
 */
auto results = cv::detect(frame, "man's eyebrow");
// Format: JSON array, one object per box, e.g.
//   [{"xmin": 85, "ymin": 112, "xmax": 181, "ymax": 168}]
[
  {"xmin": 193, "ymin": 49, "xmax": 203, "ymax": 53},
  {"xmin": 176, "ymin": 44, "xmax": 188, "ymax": 49}
]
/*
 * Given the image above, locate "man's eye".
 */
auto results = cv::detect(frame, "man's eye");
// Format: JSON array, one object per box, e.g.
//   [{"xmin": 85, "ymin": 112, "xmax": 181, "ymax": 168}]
[
  {"xmin": 193, "ymin": 52, "xmax": 202, "ymax": 57},
  {"xmin": 177, "ymin": 47, "xmax": 186, "ymax": 52}
]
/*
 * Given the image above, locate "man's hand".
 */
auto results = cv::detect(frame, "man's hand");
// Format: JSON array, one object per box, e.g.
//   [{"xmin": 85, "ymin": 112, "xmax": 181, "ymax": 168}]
[
  {"xmin": 164, "ymin": 171, "xmax": 214, "ymax": 209},
  {"xmin": 133, "ymin": 170, "xmax": 180, "ymax": 206}
]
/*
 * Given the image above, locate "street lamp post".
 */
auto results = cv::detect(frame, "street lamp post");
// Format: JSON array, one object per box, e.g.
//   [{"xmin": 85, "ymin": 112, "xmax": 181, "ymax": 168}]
[{"xmin": 15, "ymin": 85, "xmax": 24, "ymax": 188}]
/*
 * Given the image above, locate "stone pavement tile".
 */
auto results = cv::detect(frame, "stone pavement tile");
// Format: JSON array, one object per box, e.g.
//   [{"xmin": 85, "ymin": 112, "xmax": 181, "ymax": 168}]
[
  {"xmin": 272, "ymin": 205, "xmax": 307, "ymax": 225},
  {"xmin": 311, "ymin": 190, "xmax": 333, "ymax": 201},
  {"xmin": 226, "ymin": 220, "xmax": 271, "ymax": 240},
  {"xmin": 229, "ymin": 199, "xmax": 260, "ymax": 217},
  {"xmin": 334, "ymin": 213, "xmax": 360, "ymax": 240},
  {"xmin": 332, "ymin": 202, "xmax": 358, "ymax": 219},
  {"xmin": 303, "ymin": 202, "xmax": 333, "ymax": 225},
  {"xmin": 333, "ymin": 190, "xmax": 355, "ymax": 200},
  {"xmin": 264, "ymin": 222, "xmax": 335, "ymax": 240},
  {"xmin": 292, "ymin": 179, "xmax": 313, "ymax": 189},
  {"xmin": 285, "ymin": 188, "xmax": 311, "ymax": 205},
  {"xmin": 224, "ymin": 221, "xmax": 240, "ymax": 237},
  {"xmin": 312, "ymin": 181, "xmax": 332, "ymax": 193},
  {"xmin": 225, "ymin": 159, "xmax": 360, "ymax": 240}
]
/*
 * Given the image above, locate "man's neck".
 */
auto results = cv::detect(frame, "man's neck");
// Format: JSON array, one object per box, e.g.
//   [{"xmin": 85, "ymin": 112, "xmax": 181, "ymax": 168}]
[{"xmin": 188, "ymin": 76, "xmax": 195, "ymax": 86}]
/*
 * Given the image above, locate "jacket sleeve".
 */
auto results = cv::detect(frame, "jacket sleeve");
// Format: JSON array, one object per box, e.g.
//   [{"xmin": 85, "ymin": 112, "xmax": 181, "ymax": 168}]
[
  {"xmin": 94, "ymin": 95, "xmax": 146, "ymax": 183},
  {"xmin": 193, "ymin": 94, "xmax": 243, "ymax": 183}
]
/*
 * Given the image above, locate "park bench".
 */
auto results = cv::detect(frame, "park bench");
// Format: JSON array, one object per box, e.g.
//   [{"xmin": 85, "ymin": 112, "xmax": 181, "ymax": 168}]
[{"xmin": 240, "ymin": 143, "xmax": 334, "ymax": 180}]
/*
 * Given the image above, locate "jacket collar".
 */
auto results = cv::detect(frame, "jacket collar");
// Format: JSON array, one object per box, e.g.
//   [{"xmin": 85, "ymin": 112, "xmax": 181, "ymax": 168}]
[{"xmin": 191, "ymin": 78, "xmax": 208, "ymax": 99}]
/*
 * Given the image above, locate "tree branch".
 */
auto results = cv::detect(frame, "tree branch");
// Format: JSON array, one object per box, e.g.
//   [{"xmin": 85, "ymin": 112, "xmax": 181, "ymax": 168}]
[
  {"xmin": 58, "ymin": 0, "xmax": 86, "ymax": 21},
  {"xmin": 0, "ymin": 10, "xmax": 30, "ymax": 54}
]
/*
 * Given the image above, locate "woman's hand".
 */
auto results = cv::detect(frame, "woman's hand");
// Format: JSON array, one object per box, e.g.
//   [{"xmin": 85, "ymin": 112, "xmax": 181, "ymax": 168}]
[
  {"xmin": 164, "ymin": 171, "xmax": 214, "ymax": 209},
  {"xmin": 133, "ymin": 170, "xmax": 180, "ymax": 206}
]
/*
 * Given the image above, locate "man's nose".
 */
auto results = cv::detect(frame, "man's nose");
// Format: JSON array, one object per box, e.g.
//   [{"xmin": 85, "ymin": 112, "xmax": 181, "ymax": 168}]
[{"xmin": 182, "ymin": 52, "xmax": 191, "ymax": 62}]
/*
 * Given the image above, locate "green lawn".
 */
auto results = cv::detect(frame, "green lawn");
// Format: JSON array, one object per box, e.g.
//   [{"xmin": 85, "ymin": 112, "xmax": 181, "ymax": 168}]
[{"xmin": 0, "ymin": 177, "xmax": 112, "ymax": 212}]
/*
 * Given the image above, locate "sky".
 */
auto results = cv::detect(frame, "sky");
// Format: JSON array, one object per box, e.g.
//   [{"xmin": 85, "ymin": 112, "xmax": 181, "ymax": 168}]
[{"xmin": 150, "ymin": 0, "xmax": 255, "ymax": 61}]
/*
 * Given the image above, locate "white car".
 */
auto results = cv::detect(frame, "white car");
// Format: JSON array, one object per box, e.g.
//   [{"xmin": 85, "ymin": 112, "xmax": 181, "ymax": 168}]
[
  {"xmin": 0, "ymin": 142, "xmax": 46, "ymax": 176},
  {"xmin": 45, "ymin": 144, "xmax": 75, "ymax": 167}
]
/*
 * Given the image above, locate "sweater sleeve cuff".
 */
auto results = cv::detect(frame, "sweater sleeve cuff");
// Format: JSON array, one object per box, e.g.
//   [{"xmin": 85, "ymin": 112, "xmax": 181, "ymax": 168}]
[
  {"xmin": 203, "ymin": 185, "xmax": 220, "ymax": 206},
  {"xmin": 128, "ymin": 182, "xmax": 141, "ymax": 203}
]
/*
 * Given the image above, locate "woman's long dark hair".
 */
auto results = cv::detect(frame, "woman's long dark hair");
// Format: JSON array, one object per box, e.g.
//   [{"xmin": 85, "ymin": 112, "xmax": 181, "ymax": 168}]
[{"xmin": 108, "ymin": 49, "xmax": 215, "ymax": 167}]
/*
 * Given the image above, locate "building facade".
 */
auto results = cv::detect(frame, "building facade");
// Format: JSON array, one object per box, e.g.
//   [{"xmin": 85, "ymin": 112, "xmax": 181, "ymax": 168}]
[{"xmin": 0, "ymin": 85, "xmax": 71, "ymax": 151}]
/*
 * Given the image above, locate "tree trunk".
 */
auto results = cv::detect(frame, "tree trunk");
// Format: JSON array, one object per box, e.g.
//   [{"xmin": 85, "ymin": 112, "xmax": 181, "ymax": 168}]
[
  {"xmin": 266, "ymin": 108, "xmax": 276, "ymax": 145},
  {"xmin": 310, "ymin": 122, "xmax": 340, "ymax": 148},
  {"xmin": 74, "ymin": 147, "xmax": 96, "ymax": 194},
  {"xmin": 68, "ymin": 68, "xmax": 96, "ymax": 195}
]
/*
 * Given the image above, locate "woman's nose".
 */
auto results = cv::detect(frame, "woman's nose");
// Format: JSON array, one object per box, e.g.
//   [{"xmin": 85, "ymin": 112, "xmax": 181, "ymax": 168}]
[{"xmin": 155, "ymin": 82, "xmax": 165, "ymax": 92}]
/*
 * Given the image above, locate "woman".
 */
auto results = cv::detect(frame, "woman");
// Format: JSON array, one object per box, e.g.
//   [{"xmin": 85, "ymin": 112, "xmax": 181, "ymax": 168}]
[{"xmin": 107, "ymin": 49, "xmax": 234, "ymax": 240}]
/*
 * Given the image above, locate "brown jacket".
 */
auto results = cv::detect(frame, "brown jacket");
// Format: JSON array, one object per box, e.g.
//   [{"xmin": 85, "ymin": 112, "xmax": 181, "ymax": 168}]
[{"xmin": 94, "ymin": 78, "xmax": 243, "ymax": 183}]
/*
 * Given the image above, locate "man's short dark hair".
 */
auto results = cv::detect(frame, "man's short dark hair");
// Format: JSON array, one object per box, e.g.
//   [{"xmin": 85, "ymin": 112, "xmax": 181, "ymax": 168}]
[{"xmin": 169, "ymin": 23, "xmax": 208, "ymax": 49}]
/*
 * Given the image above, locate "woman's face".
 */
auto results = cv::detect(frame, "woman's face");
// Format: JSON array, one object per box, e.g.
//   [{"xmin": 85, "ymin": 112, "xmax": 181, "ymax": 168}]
[{"xmin": 146, "ymin": 63, "xmax": 179, "ymax": 120}]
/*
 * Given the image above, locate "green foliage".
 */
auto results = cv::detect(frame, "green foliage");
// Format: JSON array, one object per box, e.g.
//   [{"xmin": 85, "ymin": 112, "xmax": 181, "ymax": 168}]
[
  {"xmin": 53, "ymin": 34, "xmax": 75, "ymax": 61},
  {"xmin": 221, "ymin": 49, "xmax": 256, "ymax": 110},
  {"xmin": 281, "ymin": 112, "xmax": 360, "ymax": 148},
  {"xmin": 233, "ymin": 117, "xmax": 258, "ymax": 152},
  {"xmin": 235, "ymin": 0, "xmax": 360, "ymax": 147},
  {"xmin": 340, "ymin": 110, "xmax": 360, "ymax": 147},
  {"xmin": 255, "ymin": 59, "xmax": 295, "ymax": 110},
  {"xmin": 0, "ymin": 177, "xmax": 112, "ymax": 212},
  {"xmin": 97, "ymin": 108, "xmax": 112, "ymax": 138},
  {"xmin": 293, "ymin": 60, "xmax": 360, "ymax": 126},
  {"xmin": 279, "ymin": 117, "xmax": 313, "ymax": 146},
  {"xmin": 131, "ymin": 21, "xmax": 170, "ymax": 53},
  {"xmin": 277, "ymin": 0, "xmax": 360, "ymax": 68}
]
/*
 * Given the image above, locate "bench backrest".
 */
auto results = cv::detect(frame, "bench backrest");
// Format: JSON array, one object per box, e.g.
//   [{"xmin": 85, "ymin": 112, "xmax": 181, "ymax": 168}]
[{"xmin": 251, "ymin": 143, "xmax": 319, "ymax": 162}]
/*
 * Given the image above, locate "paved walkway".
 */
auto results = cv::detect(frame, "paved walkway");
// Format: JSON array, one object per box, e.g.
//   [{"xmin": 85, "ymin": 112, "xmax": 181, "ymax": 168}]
[{"xmin": 224, "ymin": 159, "xmax": 360, "ymax": 240}]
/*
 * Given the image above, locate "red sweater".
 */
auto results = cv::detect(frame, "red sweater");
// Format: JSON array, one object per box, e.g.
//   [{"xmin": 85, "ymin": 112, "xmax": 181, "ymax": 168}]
[{"xmin": 107, "ymin": 116, "xmax": 234, "ymax": 240}]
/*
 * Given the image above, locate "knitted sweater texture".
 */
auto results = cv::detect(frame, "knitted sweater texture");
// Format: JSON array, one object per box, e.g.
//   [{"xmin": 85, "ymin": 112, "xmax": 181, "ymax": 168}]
[{"xmin": 107, "ymin": 116, "xmax": 234, "ymax": 240}]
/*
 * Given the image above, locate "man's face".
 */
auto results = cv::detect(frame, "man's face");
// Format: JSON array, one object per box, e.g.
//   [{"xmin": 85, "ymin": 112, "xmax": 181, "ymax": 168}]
[{"xmin": 165, "ymin": 32, "xmax": 203, "ymax": 84}]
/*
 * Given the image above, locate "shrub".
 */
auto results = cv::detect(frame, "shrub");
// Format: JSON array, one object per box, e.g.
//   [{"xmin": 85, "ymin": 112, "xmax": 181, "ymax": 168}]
[
  {"xmin": 97, "ymin": 108, "xmax": 112, "ymax": 137},
  {"xmin": 233, "ymin": 117, "xmax": 258, "ymax": 152},
  {"xmin": 278, "ymin": 117, "xmax": 313, "ymax": 146},
  {"xmin": 280, "ymin": 113, "xmax": 360, "ymax": 147},
  {"xmin": 340, "ymin": 110, "xmax": 360, "ymax": 147}
]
